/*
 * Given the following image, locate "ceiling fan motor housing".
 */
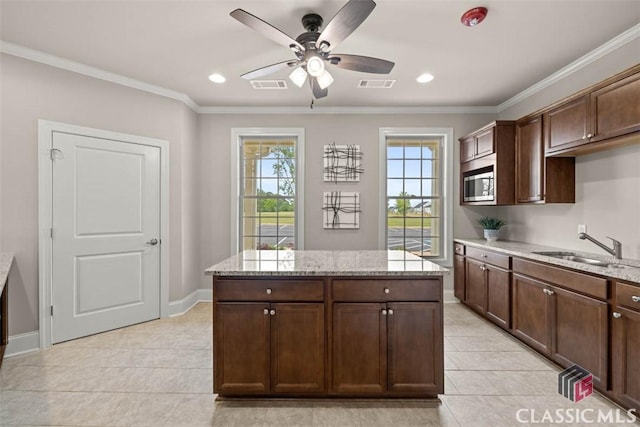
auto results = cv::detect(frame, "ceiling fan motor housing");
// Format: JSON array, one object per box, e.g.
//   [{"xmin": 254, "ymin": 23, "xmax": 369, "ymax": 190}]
[{"xmin": 301, "ymin": 13, "xmax": 323, "ymax": 32}]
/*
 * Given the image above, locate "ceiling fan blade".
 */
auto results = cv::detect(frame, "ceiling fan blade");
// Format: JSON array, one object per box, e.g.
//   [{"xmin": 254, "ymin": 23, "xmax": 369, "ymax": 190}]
[
  {"xmin": 230, "ymin": 9, "xmax": 304, "ymax": 51},
  {"xmin": 310, "ymin": 77, "xmax": 328, "ymax": 99},
  {"xmin": 317, "ymin": 0, "xmax": 376, "ymax": 51},
  {"xmin": 240, "ymin": 60, "xmax": 300, "ymax": 80},
  {"xmin": 328, "ymin": 54, "xmax": 394, "ymax": 74}
]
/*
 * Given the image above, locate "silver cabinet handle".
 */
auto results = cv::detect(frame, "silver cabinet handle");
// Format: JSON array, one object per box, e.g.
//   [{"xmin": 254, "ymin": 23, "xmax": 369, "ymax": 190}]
[
  {"xmin": 582, "ymin": 135, "xmax": 587, "ymax": 140},
  {"xmin": 270, "ymin": 309, "xmax": 275, "ymax": 316},
  {"xmin": 542, "ymin": 289, "xmax": 548, "ymax": 295},
  {"xmin": 263, "ymin": 308, "xmax": 269, "ymax": 315},
  {"xmin": 388, "ymin": 309, "xmax": 394, "ymax": 315},
  {"xmin": 384, "ymin": 288, "xmax": 390, "ymax": 294},
  {"xmin": 613, "ymin": 312, "xmax": 622, "ymax": 319},
  {"xmin": 547, "ymin": 289, "xmax": 554, "ymax": 295},
  {"xmin": 632, "ymin": 296, "xmax": 640, "ymax": 303},
  {"xmin": 266, "ymin": 288, "xmax": 272, "ymax": 295},
  {"xmin": 382, "ymin": 309, "xmax": 387, "ymax": 316},
  {"xmin": 146, "ymin": 238, "xmax": 159, "ymax": 245},
  {"xmin": 480, "ymin": 265, "xmax": 486, "ymax": 271},
  {"xmin": 587, "ymin": 133, "xmax": 593, "ymax": 138}
]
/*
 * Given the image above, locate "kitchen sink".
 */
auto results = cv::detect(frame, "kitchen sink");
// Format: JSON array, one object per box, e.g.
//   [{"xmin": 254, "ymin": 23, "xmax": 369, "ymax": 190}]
[{"xmin": 532, "ymin": 251, "xmax": 637, "ymax": 270}]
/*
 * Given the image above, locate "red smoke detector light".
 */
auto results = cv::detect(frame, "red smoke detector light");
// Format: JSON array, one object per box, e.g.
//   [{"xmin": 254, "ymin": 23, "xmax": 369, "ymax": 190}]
[{"xmin": 461, "ymin": 7, "xmax": 488, "ymax": 27}]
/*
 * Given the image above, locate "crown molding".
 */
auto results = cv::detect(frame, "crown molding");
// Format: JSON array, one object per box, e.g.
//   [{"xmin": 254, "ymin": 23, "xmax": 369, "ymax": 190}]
[
  {"xmin": 3, "ymin": 20, "xmax": 637, "ymax": 117},
  {"xmin": 0, "ymin": 40, "xmax": 199, "ymax": 111},
  {"xmin": 497, "ymin": 22, "xmax": 640, "ymax": 113},
  {"xmin": 195, "ymin": 105, "xmax": 498, "ymax": 114}
]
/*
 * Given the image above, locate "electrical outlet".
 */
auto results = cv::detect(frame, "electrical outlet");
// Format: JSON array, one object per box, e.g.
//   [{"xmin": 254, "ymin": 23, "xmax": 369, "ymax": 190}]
[{"xmin": 578, "ymin": 224, "xmax": 587, "ymax": 234}]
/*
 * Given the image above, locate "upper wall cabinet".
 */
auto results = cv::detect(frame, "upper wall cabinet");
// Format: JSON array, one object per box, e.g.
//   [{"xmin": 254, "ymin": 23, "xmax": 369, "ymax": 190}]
[
  {"xmin": 544, "ymin": 65, "xmax": 640, "ymax": 156},
  {"xmin": 459, "ymin": 121, "xmax": 516, "ymax": 206}
]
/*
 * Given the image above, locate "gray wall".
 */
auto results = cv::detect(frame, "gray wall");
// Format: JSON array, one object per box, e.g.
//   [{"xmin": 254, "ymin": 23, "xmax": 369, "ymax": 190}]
[
  {"xmin": 497, "ymin": 40, "xmax": 640, "ymax": 259},
  {"xmin": 197, "ymin": 113, "xmax": 496, "ymax": 289},
  {"xmin": 0, "ymin": 54, "xmax": 200, "ymax": 335}
]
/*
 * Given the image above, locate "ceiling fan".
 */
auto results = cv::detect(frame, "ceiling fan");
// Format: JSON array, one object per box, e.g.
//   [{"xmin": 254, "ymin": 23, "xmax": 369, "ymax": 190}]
[{"xmin": 230, "ymin": 0, "xmax": 395, "ymax": 99}]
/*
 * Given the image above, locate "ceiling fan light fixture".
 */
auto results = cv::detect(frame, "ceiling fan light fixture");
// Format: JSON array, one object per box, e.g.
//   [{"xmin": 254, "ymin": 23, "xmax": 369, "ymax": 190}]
[
  {"xmin": 289, "ymin": 67, "xmax": 308, "ymax": 88},
  {"xmin": 317, "ymin": 70, "xmax": 334, "ymax": 89},
  {"xmin": 416, "ymin": 73, "xmax": 435, "ymax": 83},
  {"xmin": 306, "ymin": 56, "xmax": 325, "ymax": 77},
  {"xmin": 208, "ymin": 73, "xmax": 226, "ymax": 83}
]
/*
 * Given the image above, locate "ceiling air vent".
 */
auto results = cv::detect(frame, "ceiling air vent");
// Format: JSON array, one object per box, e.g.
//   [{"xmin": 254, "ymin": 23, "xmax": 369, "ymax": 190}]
[
  {"xmin": 250, "ymin": 80, "xmax": 288, "ymax": 90},
  {"xmin": 358, "ymin": 79, "xmax": 395, "ymax": 89}
]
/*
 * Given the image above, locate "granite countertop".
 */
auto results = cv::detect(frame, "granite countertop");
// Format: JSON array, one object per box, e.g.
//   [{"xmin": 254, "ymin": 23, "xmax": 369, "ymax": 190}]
[
  {"xmin": 205, "ymin": 250, "xmax": 450, "ymax": 277},
  {"xmin": 454, "ymin": 238, "xmax": 640, "ymax": 284},
  {"xmin": 0, "ymin": 253, "xmax": 15, "ymax": 295}
]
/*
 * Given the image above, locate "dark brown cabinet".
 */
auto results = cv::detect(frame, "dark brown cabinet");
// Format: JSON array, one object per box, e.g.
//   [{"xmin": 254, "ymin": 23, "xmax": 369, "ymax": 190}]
[
  {"xmin": 543, "ymin": 65, "xmax": 640, "ymax": 156},
  {"xmin": 512, "ymin": 258, "xmax": 608, "ymax": 391},
  {"xmin": 213, "ymin": 279, "xmax": 325, "ymax": 395},
  {"xmin": 516, "ymin": 115, "xmax": 575, "ymax": 204},
  {"xmin": 453, "ymin": 251, "xmax": 465, "ymax": 301},
  {"xmin": 459, "ymin": 121, "xmax": 516, "ymax": 206},
  {"xmin": 464, "ymin": 247, "xmax": 510, "ymax": 329},
  {"xmin": 331, "ymin": 279, "xmax": 443, "ymax": 396},
  {"xmin": 611, "ymin": 281, "xmax": 640, "ymax": 409}
]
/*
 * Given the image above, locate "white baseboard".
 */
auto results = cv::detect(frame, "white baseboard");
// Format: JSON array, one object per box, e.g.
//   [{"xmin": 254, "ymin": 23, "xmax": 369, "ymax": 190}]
[
  {"xmin": 168, "ymin": 288, "xmax": 212, "ymax": 317},
  {"xmin": 5, "ymin": 330, "xmax": 40, "ymax": 358}
]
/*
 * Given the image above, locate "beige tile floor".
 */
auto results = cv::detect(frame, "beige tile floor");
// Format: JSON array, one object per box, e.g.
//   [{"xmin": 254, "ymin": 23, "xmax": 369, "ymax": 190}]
[{"xmin": 0, "ymin": 302, "xmax": 634, "ymax": 426}]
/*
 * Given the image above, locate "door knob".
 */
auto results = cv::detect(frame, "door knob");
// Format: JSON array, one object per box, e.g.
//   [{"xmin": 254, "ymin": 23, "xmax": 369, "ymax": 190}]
[
  {"xmin": 632, "ymin": 296, "xmax": 640, "ymax": 303},
  {"xmin": 612, "ymin": 312, "xmax": 622, "ymax": 319},
  {"xmin": 146, "ymin": 238, "xmax": 159, "ymax": 245}
]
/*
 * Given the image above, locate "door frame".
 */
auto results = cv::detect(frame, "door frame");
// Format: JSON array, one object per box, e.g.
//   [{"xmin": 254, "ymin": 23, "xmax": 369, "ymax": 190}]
[{"xmin": 37, "ymin": 120, "xmax": 170, "ymax": 348}]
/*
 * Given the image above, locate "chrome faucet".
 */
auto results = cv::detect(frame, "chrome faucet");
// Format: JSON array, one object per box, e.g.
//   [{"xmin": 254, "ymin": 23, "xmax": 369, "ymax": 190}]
[{"xmin": 578, "ymin": 232, "xmax": 622, "ymax": 260}]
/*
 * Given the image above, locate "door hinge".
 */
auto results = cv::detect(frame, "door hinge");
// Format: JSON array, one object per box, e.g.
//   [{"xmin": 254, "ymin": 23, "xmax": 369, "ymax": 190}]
[
  {"xmin": 50, "ymin": 228, "xmax": 54, "ymax": 239},
  {"xmin": 50, "ymin": 305, "xmax": 54, "ymax": 316}
]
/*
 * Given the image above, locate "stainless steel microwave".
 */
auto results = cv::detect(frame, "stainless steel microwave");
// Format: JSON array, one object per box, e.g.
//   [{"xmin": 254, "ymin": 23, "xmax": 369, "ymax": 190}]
[{"xmin": 463, "ymin": 170, "xmax": 494, "ymax": 202}]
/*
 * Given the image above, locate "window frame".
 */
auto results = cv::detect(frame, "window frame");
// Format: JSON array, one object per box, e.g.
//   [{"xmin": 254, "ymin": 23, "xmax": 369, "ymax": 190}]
[
  {"xmin": 378, "ymin": 127, "xmax": 453, "ymax": 264},
  {"xmin": 231, "ymin": 128, "xmax": 305, "ymax": 254}
]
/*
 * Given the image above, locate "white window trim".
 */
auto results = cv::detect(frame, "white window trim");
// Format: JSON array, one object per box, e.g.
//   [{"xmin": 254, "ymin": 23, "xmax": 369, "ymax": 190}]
[
  {"xmin": 230, "ymin": 128, "xmax": 305, "ymax": 254},
  {"xmin": 378, "ymin": 127, "xmax": 454, "ymax": 265}
]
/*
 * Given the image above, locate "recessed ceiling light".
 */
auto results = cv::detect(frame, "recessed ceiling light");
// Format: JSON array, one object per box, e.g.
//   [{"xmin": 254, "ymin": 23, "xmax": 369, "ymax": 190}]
[
  {"xmin": 417, "ymin": 73, "xmax": 435, "ymax": 83},
  {"xmin": 208, "ymin": 73, "xmax": 226, "ymax": 83}
]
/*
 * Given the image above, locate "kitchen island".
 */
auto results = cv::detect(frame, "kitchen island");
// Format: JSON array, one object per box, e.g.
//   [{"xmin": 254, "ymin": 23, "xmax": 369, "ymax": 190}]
[{"xmin": 205, "ymin": 250, "xmax": 449, "ymax": 398}]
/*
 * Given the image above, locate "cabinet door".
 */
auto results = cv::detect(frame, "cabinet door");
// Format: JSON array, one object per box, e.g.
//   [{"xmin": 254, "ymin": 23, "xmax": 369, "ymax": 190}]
[
  {"xmin": 512, "ymin": 274, "xmax": 550, "ymax": 354},
  {"xmin": 548, "ymin": 287, "xmax": 608, "ymax": 391},
  {"xmin": 475, "ymin": 127, "xmax": 494, "ymax": 158},
  {"xmin": 387, "ymin": 302, "xmax": 443, "ymax": 394},
  {"xmin": 591, "ymin": 72, "xmax": 640, "ymax": 143},
  {"xmin": 544, "ymin": 95, "xmax": 590, "ymax": 154},
  {"xmin": 271, "ymin": 303, "xmax": 325, "ymax": 393},
  {"xmin": 460, "ymin": 136, "xmax": 475, "ymax": 162},
  {"xmin": 214, "ymin": 303, "xmax": 270, "ymax": 394},
  {"xmin": 332, "ymin": 303, "xmax": 387, "ymax": 394},
  {"xmin": 464, "ymin": 258, "xmax": 486, "ymax": 314},
  {"xmin": 485, "ymin": 265, "xmax": 510, "ymax": 330},
  {"xmin": 516, "ymin": 116, "xmax": 543, "ymax": 203},
  {"xmin": 453, "ymin": 254, "xmax": 465, "ymax": 301},
  {"xmin": 612, "ymin": 307, "xmax": 640, "ymax": 410}
]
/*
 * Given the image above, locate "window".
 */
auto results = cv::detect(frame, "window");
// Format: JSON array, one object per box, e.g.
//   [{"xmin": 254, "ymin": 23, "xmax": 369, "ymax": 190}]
[
  {"xmin": 379, "ymin": 128, "xmax": 453, "ymax": 262},
  {"xmin": 231, "ymin": 128, "xmax": 304, "ymax": 253}
]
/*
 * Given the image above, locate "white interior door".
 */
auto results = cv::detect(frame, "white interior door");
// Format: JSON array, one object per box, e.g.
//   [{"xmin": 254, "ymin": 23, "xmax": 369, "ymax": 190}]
[{"xmin": 51, "ymin": 131, "xmax": 161, "ymax": 343}]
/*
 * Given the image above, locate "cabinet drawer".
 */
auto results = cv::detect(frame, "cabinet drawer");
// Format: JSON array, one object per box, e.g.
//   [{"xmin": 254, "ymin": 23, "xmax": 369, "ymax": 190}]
[
  {"xmin": 615, "ymin": 281, "xmax": 640, "ymax": 313},
  {"xmin": 215, "ymin": 279, "xmax": 324, "ymax": 302},
  {"xmin": 454, "ymin": 243, "xmax": 465, "ymax": 255},
  {"xmin": 466, "ymin": 247, "xmax": 509, "ymax": 269},
  {"xmin": 332, "ymin": 279, "xmax": 441, "ymax": 302},
  {"xmin": 512, "ymin": 258, "xmax": 607, "ymax": 300}
]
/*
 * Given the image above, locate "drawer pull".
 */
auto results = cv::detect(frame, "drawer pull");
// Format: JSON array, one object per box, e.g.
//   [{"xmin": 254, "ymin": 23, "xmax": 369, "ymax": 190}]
[
  {"xmin": 266, "ymin": 288, "xmax": 272, "ymax": 295},
  {"xmin": 270, "ymin": 309, "xmax": 276, "ymax": 316},
  {"xmin": 382, "ymin": 309, "xmax": 388, "ymax": 316},
  {"xmin": 543, "ymin": 288, "xmax": 554, "ymax": 295},
  {"xmin": 632, "ymin": 296, "xmax": 640, "ymax": 303},
  {"xmin": 384, "ymin": 288, "xmax": 390, "ymax": 294},
  {"xmin": 613, "ymin": 312, "xmax": 622, "ymax": 319},
  {"xmin": 263, "ymin": 308, "xmax": 269, "ymax": 315},
  {"xmin": 480, "ymin": 265, "xmax": 486, "ymax": 271},
  {"xmin": 388, "ymin": 309, "xmax": 394, "ymax": 315}
]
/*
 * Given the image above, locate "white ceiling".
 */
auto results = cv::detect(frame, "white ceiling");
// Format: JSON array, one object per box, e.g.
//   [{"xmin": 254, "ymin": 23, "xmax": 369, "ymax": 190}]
[{"xmin": 1, "ymin": 0, "xmax": 639, "ymax": 109}]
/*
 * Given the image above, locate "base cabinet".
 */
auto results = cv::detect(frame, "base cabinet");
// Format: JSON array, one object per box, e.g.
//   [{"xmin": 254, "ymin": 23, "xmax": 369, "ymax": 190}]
[
  {"xmin": 612, "ymin": 281, "xmax": 640, "ymax": 409},
  {"xmin": 215, "ymin": 302, "xmax": 325, "ymax": 395},
  {"xmin": 453, "ymin": 253, "xmax": 465, "ymax": 301},
  {"xmin": 512, "ymin": 273, "xmax": 551, "ymax": 354},
  {"xmin": 332, "ymin": 302, "xmax": 442, "ymax": 395},
  {"xmin": 464, "ymin": 248, "xmax": 510, "ymax": 329}
]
